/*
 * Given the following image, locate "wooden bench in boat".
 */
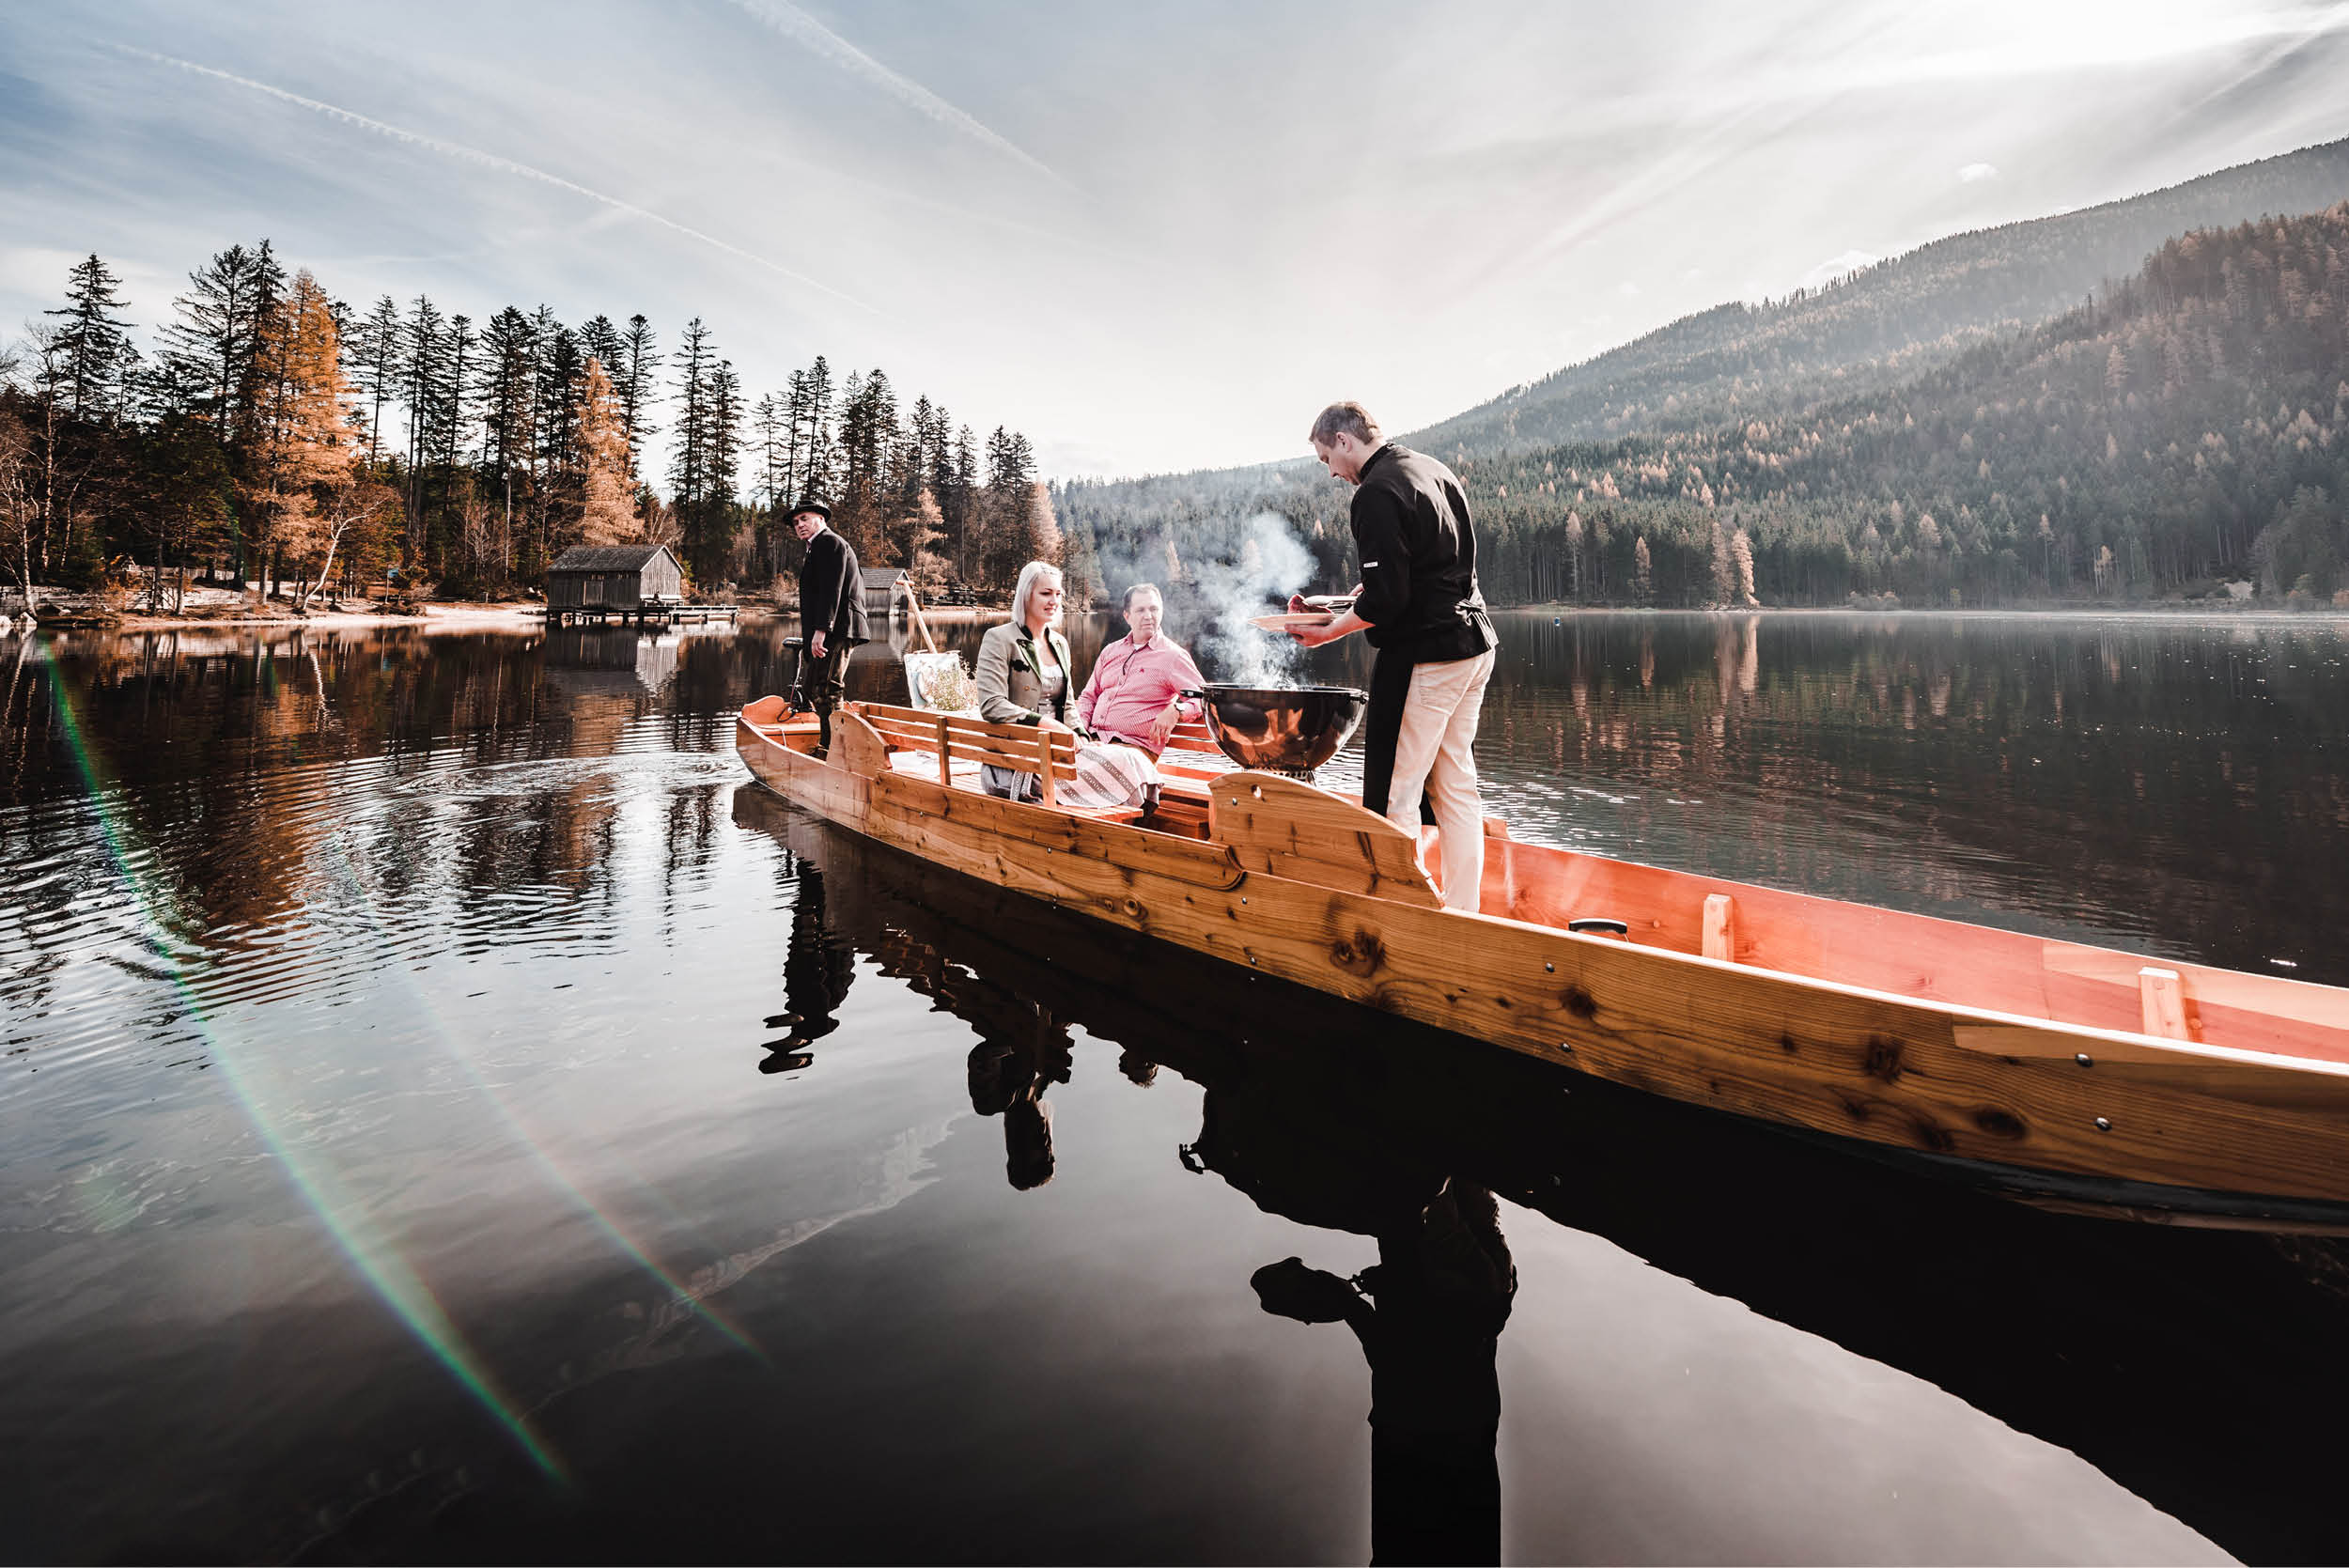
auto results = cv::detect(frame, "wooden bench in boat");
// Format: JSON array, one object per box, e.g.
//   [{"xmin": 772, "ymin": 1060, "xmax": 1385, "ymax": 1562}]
[{"xmin": 845, "ymin": 701, "xmax": 1221, "ymax": 816}]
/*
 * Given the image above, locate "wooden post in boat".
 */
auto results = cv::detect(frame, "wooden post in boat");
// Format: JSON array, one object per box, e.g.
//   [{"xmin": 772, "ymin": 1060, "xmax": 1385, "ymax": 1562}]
[
  {"xmin": 1703, "ymin": 893, "xmax": 1736, "ymax": 961},
  {"xmin": 2140, "ymin": 967, "xmax": 2190, "ymax": 1040},
  {"xmin": 1034, "ymin": 726, "xmax": 1057, "ymax": 807},
  {"xmin": 936, "ymin": 713, "xmax": 952, "ymax": 786},
  {"xmin": 902, "ymin": 577, "xmax": 940, "ymax": 653}
]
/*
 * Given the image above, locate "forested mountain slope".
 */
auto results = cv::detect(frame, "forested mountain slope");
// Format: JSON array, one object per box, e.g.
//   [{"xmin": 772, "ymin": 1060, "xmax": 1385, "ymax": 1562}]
[
  {"xmin": 1415, "ymin": 136, "xmax": 2349, "ymax": 457},
  {"xmin": 1056, "ymin": 144, "xmax": 2349, "ymax": 611},
  {"xmin": 1465, "ymin": 202, "xmax": 2349, "ymax": 607}
]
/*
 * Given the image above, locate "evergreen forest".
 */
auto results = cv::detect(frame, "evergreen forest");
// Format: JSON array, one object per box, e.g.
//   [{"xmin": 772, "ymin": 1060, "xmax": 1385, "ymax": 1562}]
[{"xmin": 0, "ymin": 241, "xmax": 1056, "ymax": 609}]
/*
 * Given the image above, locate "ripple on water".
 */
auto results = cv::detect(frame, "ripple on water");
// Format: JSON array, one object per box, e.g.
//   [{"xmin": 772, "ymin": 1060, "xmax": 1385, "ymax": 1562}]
[{"xmin": 1, "ymin": 740, "xmax": 749, "ymax": 1121}]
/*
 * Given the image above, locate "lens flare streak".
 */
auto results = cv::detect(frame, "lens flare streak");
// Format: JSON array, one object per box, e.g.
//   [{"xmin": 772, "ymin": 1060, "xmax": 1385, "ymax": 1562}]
[{"xmin": 38, "ymin": 658, "xmax": 568, "ymax": 1482}]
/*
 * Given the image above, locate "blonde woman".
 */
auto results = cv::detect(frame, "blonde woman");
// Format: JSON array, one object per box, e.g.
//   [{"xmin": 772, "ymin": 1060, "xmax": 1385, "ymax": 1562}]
[
  {"xmin": 974, "ymin": 562, "xmax": 1077, "ymax": 800},
  {"xmin": 973, "ymin": 561, "xmax": 1159, "ymax": 809}
]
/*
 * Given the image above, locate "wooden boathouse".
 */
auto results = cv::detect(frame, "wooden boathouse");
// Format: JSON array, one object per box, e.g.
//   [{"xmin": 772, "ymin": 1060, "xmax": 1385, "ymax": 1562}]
[
  {"xmin": 545, "ymin": 545, "xmax": 735, "ymax": 627},
  {"xmin": 859, "ymin": 567, "xmax": 910, "ymax": 618}
]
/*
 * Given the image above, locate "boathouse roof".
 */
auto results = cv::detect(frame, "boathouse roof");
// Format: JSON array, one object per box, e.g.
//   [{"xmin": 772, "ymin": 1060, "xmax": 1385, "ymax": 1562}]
[{"xmin": 550, "ymin": 545, "xmax": 677, "ymax": 573}]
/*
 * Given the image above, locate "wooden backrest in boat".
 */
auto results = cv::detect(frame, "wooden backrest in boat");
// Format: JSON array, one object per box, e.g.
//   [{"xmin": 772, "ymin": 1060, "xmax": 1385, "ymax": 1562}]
[
  {"xmin": 849, "ymin": 701, "xmax": 1080, "ymax": 803},
  {"xmin": 1206, "ymin": 771, "xmax": 1441, "ymax": 908}
]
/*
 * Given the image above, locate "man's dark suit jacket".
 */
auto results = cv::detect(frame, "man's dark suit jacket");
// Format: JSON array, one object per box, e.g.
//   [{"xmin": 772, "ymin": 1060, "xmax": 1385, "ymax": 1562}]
[{"xmin": 799, "ymin": 527, "xmax": 870, "ymax": 648}]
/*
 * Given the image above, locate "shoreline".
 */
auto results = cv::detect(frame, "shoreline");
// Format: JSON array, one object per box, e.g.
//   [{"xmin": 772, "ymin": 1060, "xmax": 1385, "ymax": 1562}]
[
  {"xmin": 15, "ymin": 597, "xmax": 2345, "ymax": 637},
  {"xmin": 1495, "ymin": 602, "xmax": 2349, "ymax": 624},
  {"xmin": 13, "ymin": 601, "xmax": 788, "ymax": 633}
]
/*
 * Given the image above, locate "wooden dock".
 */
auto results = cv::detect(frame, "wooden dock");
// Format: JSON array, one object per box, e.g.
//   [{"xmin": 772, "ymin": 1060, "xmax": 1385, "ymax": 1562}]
[{"xmin": 544, "ymin": 601, "xmax": 739, "ymax": 629}]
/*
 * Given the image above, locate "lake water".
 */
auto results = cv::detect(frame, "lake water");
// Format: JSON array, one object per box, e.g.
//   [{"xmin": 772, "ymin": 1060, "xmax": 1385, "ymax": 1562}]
[{"xmin": 4, "ymin": 610, "xmax": 2347, "ymax": 1564}]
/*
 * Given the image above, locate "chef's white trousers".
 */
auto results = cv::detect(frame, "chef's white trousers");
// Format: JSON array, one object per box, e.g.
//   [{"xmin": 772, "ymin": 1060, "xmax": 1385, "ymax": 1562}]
[{"xmin": 1380, "ymin": 646, "xmax": 1495, "ymax": 912}]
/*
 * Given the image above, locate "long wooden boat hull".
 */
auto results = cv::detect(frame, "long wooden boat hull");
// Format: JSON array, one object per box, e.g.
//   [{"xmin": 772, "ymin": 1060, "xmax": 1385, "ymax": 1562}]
[{"xmin": 737, "ymin": 696, "xmax": 2349, "ymax": 1223}]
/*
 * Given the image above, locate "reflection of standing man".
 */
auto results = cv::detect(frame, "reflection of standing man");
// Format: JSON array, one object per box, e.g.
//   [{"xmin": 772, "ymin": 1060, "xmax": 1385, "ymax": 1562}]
[
  {"xmin": 1289, "ymin": 402, "xmax": 1497, "ymax": 912},
  {"xmin": 1252, "ymin": 1180, "xmax": 1517, "ymax": 1565},
  {"xmin": 763, "ymin": 860, "xmax": 856, "ymax": 1072},
  {"xmin": 793, "ymin": 498, "xmax": 868, "ymax": 755}
]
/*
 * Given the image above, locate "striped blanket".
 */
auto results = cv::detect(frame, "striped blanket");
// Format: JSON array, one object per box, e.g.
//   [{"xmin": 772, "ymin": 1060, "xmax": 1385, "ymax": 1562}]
[
  {"xmin": 980, "ymin": 737, "xmax": 1159, "ymax": 809},
  {"xmin": 1062, "ymin": 739, "xmax": 1161, "ymax": 810}
]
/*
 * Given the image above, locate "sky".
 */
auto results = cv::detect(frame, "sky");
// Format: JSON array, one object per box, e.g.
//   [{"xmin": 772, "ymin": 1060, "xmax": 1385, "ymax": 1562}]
[{"xmin": 4, "ymin": 0, "xmax": 2348, "ymax": 480}]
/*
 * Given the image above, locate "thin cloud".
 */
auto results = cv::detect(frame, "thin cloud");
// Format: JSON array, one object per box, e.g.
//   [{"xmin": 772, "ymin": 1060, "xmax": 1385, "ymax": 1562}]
[
  {"xmin": 722, "ymin": 0, "xmax": 1074, "ymax": 192},
  {"xmin": 107, "ymin": 44, "xmax": 879, "ymax": 314}
]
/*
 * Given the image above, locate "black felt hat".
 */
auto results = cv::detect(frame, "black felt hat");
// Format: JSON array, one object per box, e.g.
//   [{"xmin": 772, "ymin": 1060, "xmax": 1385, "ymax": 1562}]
[{"xmin": 788, "ymin": 497, "xmax": 832, "ymax": 520}]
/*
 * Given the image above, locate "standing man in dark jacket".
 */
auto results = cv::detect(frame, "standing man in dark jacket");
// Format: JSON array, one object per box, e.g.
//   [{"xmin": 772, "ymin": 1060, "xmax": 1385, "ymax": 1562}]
[
  {"xmin": 1289, "ymin": 403, "xmax": 1497, "ymax": 912},
  {"xmin": 793, "ymin": 499, "xmax": 868, "ymax": 754}
]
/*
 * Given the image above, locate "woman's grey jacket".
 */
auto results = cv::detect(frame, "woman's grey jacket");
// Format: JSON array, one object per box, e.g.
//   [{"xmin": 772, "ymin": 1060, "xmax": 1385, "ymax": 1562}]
[{"xmin": 974, "ymin": 620, "xmax": 1076, "ymax": 726}]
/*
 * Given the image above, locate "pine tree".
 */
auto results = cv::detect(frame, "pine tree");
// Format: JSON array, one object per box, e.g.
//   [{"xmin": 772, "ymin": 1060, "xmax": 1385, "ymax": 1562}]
[
  {"xmin": 948, "ymin": 424, "xmax": 977, "ymax": 582},
  {"xmin": 579, "ymin": 314, "xmax": 623, "ymax": 379},
  {"xmin": 44, "ymin": 255, "xmax": 139, "ymax": 420},
  {"xmin": 158, "ymin": 243, "xmax": 274, "ymax": 435},
  {"xmin": 786, "ymin": 355, "xmax": 835, "ymax": 502},
  {"xmin": 478, "ymin": 305, "xmax": 538, "ymax": 485},
  {"xmin": 668, "ymin": 317, "xmax": 711, "ymax": 512},
  {"xmin": 617, "ymin": 314, "xmax": 660, "ymax": 476},
  {"xmin": 752, "ymin": 393, "xmax": 786, "ymax": 510},
  {"xmin": 833, "ymin": 368, "xmax": 896, "ymax": 557},
  {"xmin": 228, "ymin": 241, "xmax": 288, "ymax": 456},
  {"xmin": 708, "ymin": 359, "xmax": 742, "ymax": 509},
  {"xmin": 536, "ymin": 318, "xmax": 584, "ymax": 482},
  {"xmin": 347, "ymin": 294, "xmax": 405, "ymax": 460},
  {"xmin": 978, "ymin": 427, "xmax": 1039, "ymax": 587},
  {"xmin": 439, "ymin": 315, "xmax": 475, "ymax": 474},
  {"xmin": 399, "ymin": 294, "xmax": 447, "ymax": 561},
  {"xmin": 703, "ymin": 357, "xmax": 744, "ymax": 582}
]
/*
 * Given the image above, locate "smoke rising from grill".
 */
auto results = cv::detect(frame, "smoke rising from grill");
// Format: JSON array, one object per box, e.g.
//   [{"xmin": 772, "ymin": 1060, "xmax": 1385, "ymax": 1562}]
[{"xmin": 1086, "ymin": 510, "xmax": 1316, "ymax": 687}]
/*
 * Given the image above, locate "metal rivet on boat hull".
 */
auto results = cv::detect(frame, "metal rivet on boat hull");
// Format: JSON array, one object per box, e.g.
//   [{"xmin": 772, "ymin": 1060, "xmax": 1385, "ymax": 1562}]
[
  {"xmin": 2093, "ymin": 1116, "xmax": 2112, "ymax": 1132},
  {"xmin": 2075, "ymin": 1052, "xmax": 2092, "ymax": 1067}
]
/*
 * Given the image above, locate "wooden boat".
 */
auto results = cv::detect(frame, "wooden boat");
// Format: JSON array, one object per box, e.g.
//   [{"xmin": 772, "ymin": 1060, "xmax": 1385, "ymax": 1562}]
[{"xmin": 738, "ymin": 693, "xmax": 2349, "ymax": 1227}]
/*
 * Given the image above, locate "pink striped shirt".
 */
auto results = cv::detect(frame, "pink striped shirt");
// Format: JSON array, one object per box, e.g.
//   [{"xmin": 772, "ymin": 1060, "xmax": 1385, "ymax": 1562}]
[{"xmin": 1075, "ymin": 633, "xmax": 1207, "ymax": 753}]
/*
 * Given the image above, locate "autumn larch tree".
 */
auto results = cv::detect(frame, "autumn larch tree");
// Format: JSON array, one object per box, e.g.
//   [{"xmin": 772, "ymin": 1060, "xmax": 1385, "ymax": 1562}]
[
  {"xmin": 575, "ymin": 356, "xmax": 637, "ymax": 548},
  {"xmin": 251, "ymin": 270, "xmax": 376, "ymax": 609}
]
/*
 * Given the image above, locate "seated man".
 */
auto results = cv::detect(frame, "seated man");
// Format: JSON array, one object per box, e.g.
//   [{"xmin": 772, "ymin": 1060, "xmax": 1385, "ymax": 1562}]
[{"xmin": 1074, "ymin": 582, "xmax": 1207, "ymax": 757}]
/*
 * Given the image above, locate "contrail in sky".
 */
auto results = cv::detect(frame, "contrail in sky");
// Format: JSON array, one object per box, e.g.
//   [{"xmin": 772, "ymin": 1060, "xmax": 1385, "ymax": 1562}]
[
  {"xmin": 110, "ymin": 44, "xmax": 879, "ymax": 314},
  {"xmin": 723, "ymin": 0, "xmax": 1075, "ymax": 192}
]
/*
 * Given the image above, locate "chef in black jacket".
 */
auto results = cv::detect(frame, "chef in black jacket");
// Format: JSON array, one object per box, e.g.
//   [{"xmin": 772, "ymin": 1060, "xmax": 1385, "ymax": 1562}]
[
  {"xmin": 792, "ymin": 498, "xmax": 869, "ymax": 754},
  {"xmin": 1289, "ymin": 402, "xmax": 1497, "ymax": 912}
]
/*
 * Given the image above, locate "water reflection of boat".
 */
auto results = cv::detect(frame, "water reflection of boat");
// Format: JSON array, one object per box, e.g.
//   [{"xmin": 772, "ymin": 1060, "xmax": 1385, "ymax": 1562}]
[
  {"xmin": 729, "ymin": 792, "xmax": 2349, "ymax": 1563},
  {"xmin": 736, "ymin": 691, "xmax": 2349, "ymax": 1226}
]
